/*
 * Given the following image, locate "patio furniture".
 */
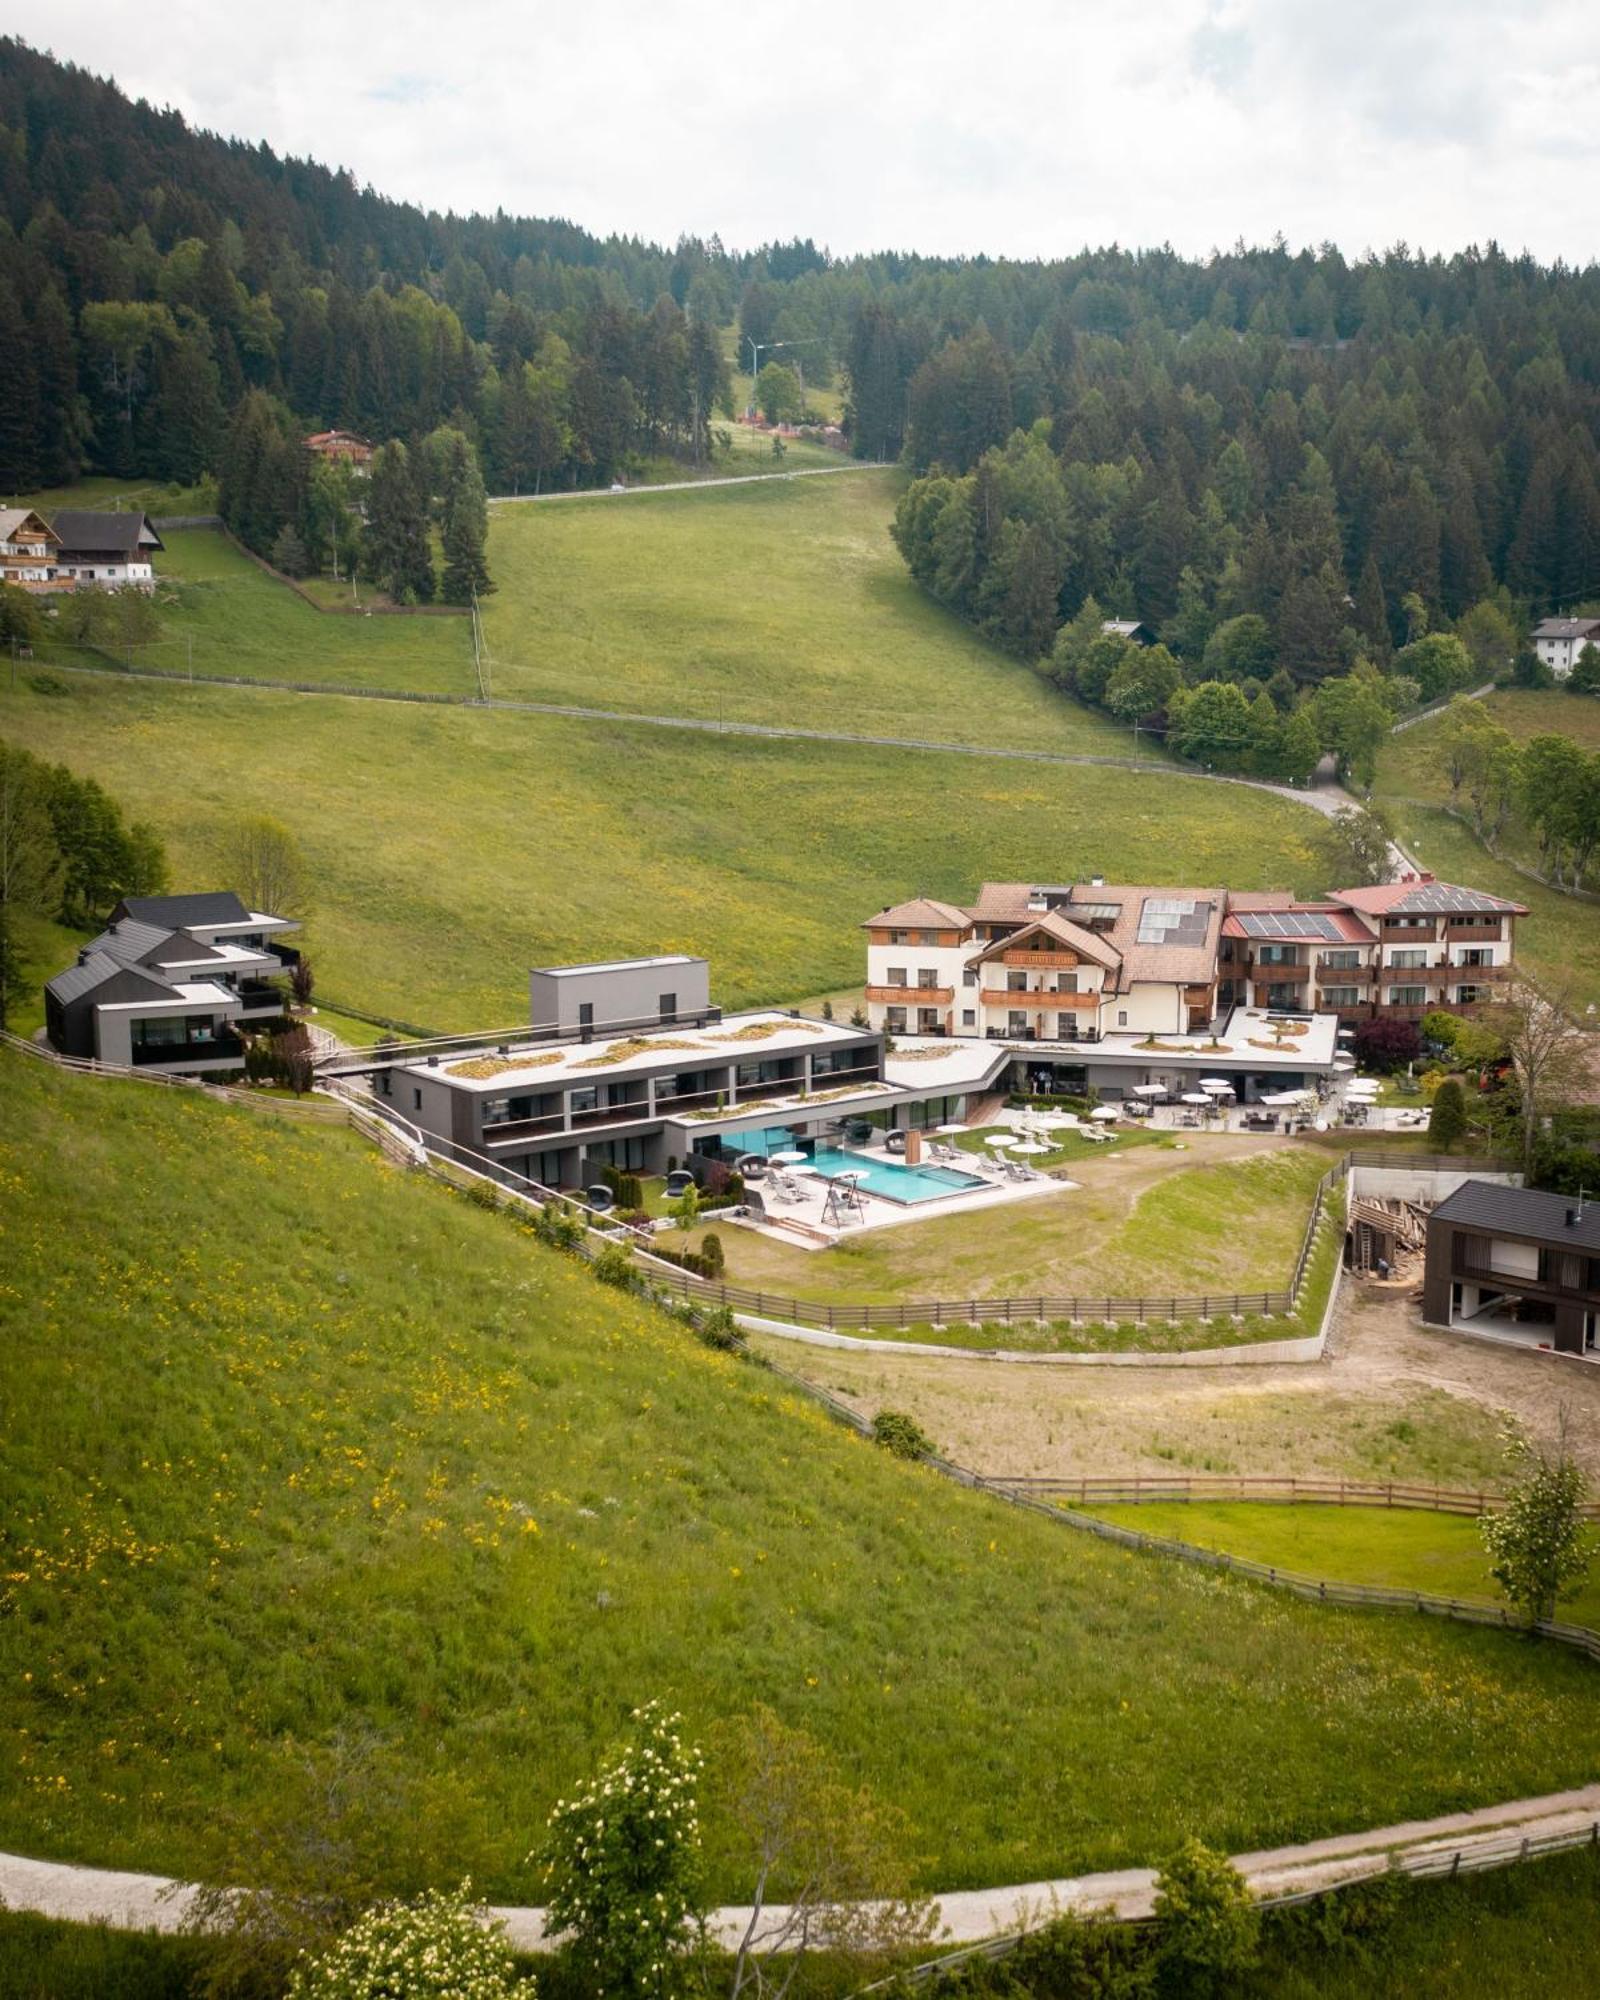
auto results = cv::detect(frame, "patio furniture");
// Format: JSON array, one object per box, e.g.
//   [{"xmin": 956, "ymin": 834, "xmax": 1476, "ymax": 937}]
[
  {"xmin": 663, "ymin": 1170, "xmax": 695, "ymax": 1199},
  {"xmin": 884, "ymin": 1128, "xmax": 908, "ymax": 1155},
  {"xmin": 586, "ymin": 1185, "xmax": 616, "ymax": 1213}
]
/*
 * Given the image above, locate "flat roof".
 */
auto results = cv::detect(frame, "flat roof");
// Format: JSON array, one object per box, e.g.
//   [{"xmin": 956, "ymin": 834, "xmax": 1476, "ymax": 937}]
[
  {"xmin": 532, "ymin": 955, "xmax": 704, "ymax": 977},
  {"xmin": 401, "ymin": 1009, "xmax": 872, "ymax": 1093}
]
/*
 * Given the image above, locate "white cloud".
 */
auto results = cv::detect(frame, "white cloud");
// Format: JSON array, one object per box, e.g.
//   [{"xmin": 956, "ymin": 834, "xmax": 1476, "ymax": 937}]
[{"xmin": 29, "ymin": 0, "xmax": 1600, "ymax": 261}]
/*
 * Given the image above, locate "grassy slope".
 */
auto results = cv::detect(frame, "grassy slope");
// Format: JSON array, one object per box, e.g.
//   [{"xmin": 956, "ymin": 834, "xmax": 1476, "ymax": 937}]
[
  {"xmin": 0, "ymin": 674, "xmax": 1322, "ymax": 1030},
  {"xmin": 30, "ymin": 528, "xmax": 477, "ymax": 696},
  {"xmin": 1084, "ymin": 1501, "xmax": 1600, "ymax": 1630},
  {"xmin": 7, "ymin": 1053, "xmax": 1600, "ymax": 1899},
  {"xmin": 702, "ymin": 1142, "xmax": 1328, "ymax": 1304},
  {"xmin": 481, "ymin": 472, "xmax": 1140, "ymax": 750},
  {"xmin": 1374, "ymin": 690, "xmax": 1600, "ymax": 1004}
]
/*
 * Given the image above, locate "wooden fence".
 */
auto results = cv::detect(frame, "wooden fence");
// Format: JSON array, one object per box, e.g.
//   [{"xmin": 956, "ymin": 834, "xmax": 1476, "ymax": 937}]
[{"xmin": 990, "ymin": 1471, "xmax": 1600, "ymax": 1518}]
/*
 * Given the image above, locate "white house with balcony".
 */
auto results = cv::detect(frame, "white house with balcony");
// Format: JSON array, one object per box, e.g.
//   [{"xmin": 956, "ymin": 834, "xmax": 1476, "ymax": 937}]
[{"xmin": 1530, "ymin": 616, "xmax": 1600, "ymax": 679}]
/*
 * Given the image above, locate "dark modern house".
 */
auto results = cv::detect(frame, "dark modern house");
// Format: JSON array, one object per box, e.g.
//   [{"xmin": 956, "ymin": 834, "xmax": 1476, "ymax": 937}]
[
  {"xmin": 1422, "ymin": 1181, "xmax": 1600, "ymax": 1357},
  {"xmin": 43, "ymin": 891, "xmax": 300, "ymax": 1074}
]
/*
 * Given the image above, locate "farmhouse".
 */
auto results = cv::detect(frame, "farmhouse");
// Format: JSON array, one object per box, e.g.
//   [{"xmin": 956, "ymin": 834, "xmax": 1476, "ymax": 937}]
[
  {"xmin": 1530, "ymin": 616, "xmax": 1600, "ymax": 678},
  {"xmin": 49, "ymin": 510, "xmax": 164, "ymax": 588},
  {"xmin": 43, "ymin": 891, "xmax": 300, "ymax": 1074},
  {"xmin": 0, "ymin": 508, "xmax": 62, "ymax": 589},
  {"xmin": 304, "ymin": 429, "xmax": 375, "ymax": 470},
  {"xmin": 1423, "ymin": 1180, "xmax": 1600, "ymax": 1357},
  {"xmin": 1101, "ymin": 618, "xmax": 1155, "ymax": 644}
]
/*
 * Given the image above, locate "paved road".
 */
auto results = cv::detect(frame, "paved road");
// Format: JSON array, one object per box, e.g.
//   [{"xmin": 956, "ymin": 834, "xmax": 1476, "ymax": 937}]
[
  {"xmin": 2, "ymin": 1783, "xmax": 1594, "ymax": 1951},
  {"xmin": 490, "ymin": 463, "xmax": 883, "ymax": 504}
]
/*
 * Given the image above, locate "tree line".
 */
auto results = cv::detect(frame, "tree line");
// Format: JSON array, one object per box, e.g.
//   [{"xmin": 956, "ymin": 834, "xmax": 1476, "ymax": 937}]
[{"xmin": 0, "ymin": 736, "xmax": 169, "ymax": 1025}]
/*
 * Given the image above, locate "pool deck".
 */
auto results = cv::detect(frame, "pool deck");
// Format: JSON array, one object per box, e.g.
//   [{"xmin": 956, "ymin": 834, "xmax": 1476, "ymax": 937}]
[{"xmin": 733, "ymin": 1142, "xmax": 1068, "ymax": 1249}]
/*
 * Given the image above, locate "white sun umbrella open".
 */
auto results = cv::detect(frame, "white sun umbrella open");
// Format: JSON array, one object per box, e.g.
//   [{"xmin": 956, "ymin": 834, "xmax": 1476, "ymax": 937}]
[
  {"xmin": 1346, "ymin": 1079, "xmax": 1381, "ymax": 1096},
  {"xmin": 1180, "ymin": 1092, "xmax": 1213, "ymax": 1105},
  {"xmin": 1090, "ymin": 1105, "xmax": 1121, "ymax": 1121},
  {"xmin": 934, "ymin": 1122, "xmax": 966, "ymax": 1135},
  {"xmin": 985, "ymin": 1132, "xmax": 1020, "ymax": 1148},
  {"xmin": 1131, "ymin": 1083, "xmax": 1167, "ymax": 1097},
  {"xmin": 770, "ymin": 1149, "xmax": 809, "ymax": 1166},
  {"xmin": 1198, "ymin": 1077, "xmax": 1234, "ymax": 1091},
  {"xmin": 1259, "ymin": 1088, "xmax": 1311, "ymax": 1108},
  {"xmin": 1012, "ymin": 1140, "xmax": 1050, "ymax": 1155}
]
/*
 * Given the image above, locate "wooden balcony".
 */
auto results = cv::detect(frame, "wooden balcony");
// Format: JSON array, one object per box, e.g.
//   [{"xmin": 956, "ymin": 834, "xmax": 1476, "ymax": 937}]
[
  {"xmin": 980, "ymin": 988, "xmax": 1098, "ymax": 1012},
  {"xmin": 1247, "ymin": 958, "xmax": 1310, "ymax": 981},
  {"xmin": 1315, "ymin": 958, "xmax": 1373, "ymax": 983},
  {"xmin": 1443, "ymin": 960, "xmax": 1511, "ymax": 983},
  {"xmin": 865, "ymin": 983, "xmax": 952, "ymax": 1006},
  {"xmin": 1445, "ymin": 922, "xmax": 1507, "ymax": 942}
]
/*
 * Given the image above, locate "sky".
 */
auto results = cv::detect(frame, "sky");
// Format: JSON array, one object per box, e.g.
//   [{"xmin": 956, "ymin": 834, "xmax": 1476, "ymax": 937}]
[{"xmin": 28, "ymin": 0, "xmax": 1600, "ymax": 264}]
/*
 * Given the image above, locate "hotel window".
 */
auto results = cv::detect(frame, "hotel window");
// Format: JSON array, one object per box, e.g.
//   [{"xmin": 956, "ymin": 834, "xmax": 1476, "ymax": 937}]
[
  {"xmin": 1054, "ymin": 972, "xmax": 1080, "ymax": 992},
  {"xmin": 1008, "ymin": 1010, "xmax": 1029, "ymax": 1035},
  {"xmin": 919, "ymin": 930, "xmax": 939, "ymax": 945},
  {"xmin": 578, "ymin": 1001, "xmax": 594, "ymax": 1027},
  {"xmin": 1320, "ymin": 986, "xmax": 1360, "ymax": 1007},
  {"xmin": 1322, "ymin": 950, "xmax": 1361, "ymax": 969},
  {"xmin": 658, "ymin": 991, "xmax": 677, "ymax": 1022},
  {"xmin": 1387, "ymin": 985, "xmax": 1427, "ymax": 1006},
  {"xmin": 1117, "ymin": 1010, "xmax": 1128, "ymax": 1027},
  {"xmin": 885, "ymin": 1007, "xmax": 906, "ymax": 1032},
  {"xmin": 1007, "ymin": 970, "xmax": 1028, "ymax": 991},
  {"xmin": 1389, "ymin": 949, "xmax": 1427, "ymax": 969},
  {"xmin": 963, "ymin": 968, "xmax": 978, "ymax": 987},
  {"xmin": 961, "ymin": 1009, "xmax": 976, "ymax": 1028},
  {"xmin": 886, "ymin": 966, "xmax": 907, "ymax": 986},
  {"xmin": 917, "ymin": 967, "xmax": 938, "ymax": 988}
]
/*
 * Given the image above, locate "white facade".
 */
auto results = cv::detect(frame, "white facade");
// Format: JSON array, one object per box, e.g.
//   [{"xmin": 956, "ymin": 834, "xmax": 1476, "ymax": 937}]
[{"xmin": 1532, "ymin": 620, "xmax": 1600, "ymax": 678}]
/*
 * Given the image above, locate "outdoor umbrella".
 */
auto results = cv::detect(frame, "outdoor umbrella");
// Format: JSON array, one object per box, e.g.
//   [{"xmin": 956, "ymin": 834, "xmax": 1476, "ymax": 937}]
[
  {"xmin": 1180, "ymin": 1092, "xmax": 1212, "ymax": 1105},
  {"xmin": 770, "ymin": 1150, "xmax": 809, "ymax": 1166},
  {"xmin": 1259, "ymin": 1089, "xmax": 1311, "ymax": 1108},
  {"xmin": 1131, "ymin": 1084, "xmax": 1167, "ymax": 1097},
  {"xmin": 1090, "ymin": 1106, "xmax": 1121, "ymax": 1121},
  {"xmin": 934, "ymin": 1123, "xmax": 967, "ymax": 1135},
  {"xmin": 1336, "ymin": 1028, "xmax": 1356, "ymax": 1041},
  {"xmin": 1198, "ymin": 1077, "xmax": 1234, "ymax": 1090},
  {"xmin": 1012, "ymin": 1141, "xmax": 1050, "ymax": 1155},
  {"xmin": 985, "ymin": 1133, "xmax": 1019, "ymax": 1148},
  {"xmin": 1333, "ymin": 1056, "xmax": 1356, "ymax": 1071}
]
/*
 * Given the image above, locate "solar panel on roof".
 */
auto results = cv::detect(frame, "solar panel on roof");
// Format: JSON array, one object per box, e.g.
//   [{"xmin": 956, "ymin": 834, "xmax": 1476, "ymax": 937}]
[
  {"xmin": 1136, "ymin": 896, "xmax": 1213, "ymax": 945},
  {"xmin": 1236, "ymin": 910, "xmax": 1343, "ymax": 941}
]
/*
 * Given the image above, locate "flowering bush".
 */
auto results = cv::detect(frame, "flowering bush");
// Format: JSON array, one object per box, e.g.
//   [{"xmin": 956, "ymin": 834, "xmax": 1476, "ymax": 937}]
[
  {"xmin": 538, "ymin": 1702, "xmax": 705, "ymax": 1999},
  {"xmin": 286, "ymin": 1881, "xmax": 521, "ymax": 1999}
]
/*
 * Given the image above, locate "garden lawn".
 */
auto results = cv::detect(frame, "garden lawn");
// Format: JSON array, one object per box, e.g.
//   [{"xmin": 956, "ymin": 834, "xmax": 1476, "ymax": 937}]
[
  {"xmin": 22, "ymin": 475, "xmax": 217, "ymax": 517},
  {"xmin": 8, "ymin": 1054, "xmax": 1600, "ymax": 1899},
  {"xmin": 694, "ymin": 1141, "xmax": 1329, "ymax": 1308},
  {"xmin": 0, "ymin": 673, "xmax": 1323, "ymax": 1030},
  {"xmin": 1373, "ymin": 691, "xmax": 1600, "ymax": 1006},
  {"xmin": 31, "ymin": 527, "xmax": 476, "ymax": 696},
  {"xmin": 1081, "ymin": 1502, "xmax": 1600, "ymax": 1630},
  {"xmin": 481, "ymin": 470, "xmax": 1141, "ymax": 750},
  {"xmin": 3, "ymin": 906, "xmax": 89, "ymax": 1039}
]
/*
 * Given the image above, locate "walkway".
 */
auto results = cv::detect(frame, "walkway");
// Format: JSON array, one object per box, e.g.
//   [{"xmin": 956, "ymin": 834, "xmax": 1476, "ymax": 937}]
[
  {"xmin": 2, "ymin": 1783, "xmax": 1594, "ymax": 1951},
  {"xmin": 490, "ymin": 462, "xmax": 883, "ymax": 503}
]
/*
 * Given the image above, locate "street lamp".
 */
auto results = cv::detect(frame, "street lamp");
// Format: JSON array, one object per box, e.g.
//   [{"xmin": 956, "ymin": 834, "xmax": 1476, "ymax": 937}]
[{"xmin": 744, "ymin": 336, "xmax": 820, "ymax": 423}]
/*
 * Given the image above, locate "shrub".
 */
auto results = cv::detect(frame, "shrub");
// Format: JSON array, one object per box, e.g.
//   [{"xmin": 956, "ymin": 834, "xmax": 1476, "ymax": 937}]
[
  {"xmin": 534, "ymin": 1200, "xmax": 586, "ymax": 1252},
  {"xmin": 699, "ymin": 1230, "xmax": 725, "ymax": 1277},
  {"xmin": 464, "ymin": 1177, "xmax": 502, "ymax": 1212},
  {"xmin": 871, "ymin": 1409, "xmax": 935, "ymax": 1460},
  {"xmin": 1153, "ymin": 1837, "xmax": 1260, "ymax": 1993},
  {"xmin": 695, "ymin": 1305, "xmax": 743, "ymax": 1351},
  {"xmin": 286, "ymin": 1881, "xmax": 519, "ymax": 1999},
  {"xmin": 590, "ymin": 1244, "xmax": 639, "ymax": 1291},
  {"xmin": 538, "ymin": 1702, "xmax": 705, "ymax": 2000},
  {"xmin": 1352, "ymin": 1017, "xmax": 1422, "ymax": 1072},
  {"xmin": 1428, "ymin": 1077, "xmax": 1468, "ymax": 1149}
]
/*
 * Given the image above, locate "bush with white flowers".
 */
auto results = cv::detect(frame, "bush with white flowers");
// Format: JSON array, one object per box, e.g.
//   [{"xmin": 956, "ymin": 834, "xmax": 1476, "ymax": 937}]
[
  {"xmin": 539, "ymin": 1701, "xmax": 706, "ymax": 1999},
  {"xmin": 287, "ymin": 1880, "xmax": 522, "ymax": 1999}
]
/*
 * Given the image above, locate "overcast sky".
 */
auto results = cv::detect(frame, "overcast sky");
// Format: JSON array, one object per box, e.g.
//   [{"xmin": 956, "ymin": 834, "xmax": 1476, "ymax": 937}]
[{"xmin": 30, "ymin": 1, "xmax": 1600, "ymax": 264}]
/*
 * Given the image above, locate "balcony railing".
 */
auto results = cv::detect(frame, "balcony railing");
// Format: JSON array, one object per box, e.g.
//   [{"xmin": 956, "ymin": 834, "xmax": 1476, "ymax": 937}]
[
  {"xmin": 1445, "ymin": 922, "xmax": 1507, "ymax": 942},
  {"xmin": 1315, "ymin": 958, "xmax": 1373, "ymax": 982},
  {"xmin": 483, "ymin": 1111, "xmax": 569, "ymax": 1145},
  {"xmin": 568, "ymin": 1098, "xmax": 652, "ymax": 1128},
  {"xmin": 131, "ymin": 1032, "xmax": 244, "ymax": 1066},
  {"xmin": 865, "ymin": 983, "xmax": 952, "ymax": 1005},
  {"xmin": 979, "ymin": 988, "xmax": 1096, "ymax": 1009},
  {"xmin": 1248, "ymin": 959, "xmax": 1310, "ymax": 980},
  {"xmin": 237, "ymin": 981, "xmax": 287, "ymax": 1011},
  {"xmin": 266, "ymin": 943, "xmax": 302, "ymax": 970},
  {"xmin": 997, "ymin": 949, "xmax": 1085, "ymax": 970}
]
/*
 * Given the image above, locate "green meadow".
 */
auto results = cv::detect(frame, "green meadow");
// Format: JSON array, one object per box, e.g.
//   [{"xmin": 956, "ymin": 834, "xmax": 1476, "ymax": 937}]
[
  {"xmin": 5, "ymin": 1050, "xmax": 1600, "ymax": 1904},
  {"xmin": 0, "ymin": 672, "xmax": 1322, "ymax": 1031},
  {"xmin": 481, "ymin": 470, "xmax": 1141, "ymax": 750}
]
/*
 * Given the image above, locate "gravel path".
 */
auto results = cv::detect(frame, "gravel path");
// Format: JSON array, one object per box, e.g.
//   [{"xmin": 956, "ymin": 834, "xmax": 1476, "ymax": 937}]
[{"xmin": 3, "ymin": 1784, "xmax": 1596, "ymax": 1950}]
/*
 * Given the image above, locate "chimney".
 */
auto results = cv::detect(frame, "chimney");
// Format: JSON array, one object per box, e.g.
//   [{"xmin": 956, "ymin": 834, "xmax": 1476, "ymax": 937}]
[
  {"xmin": 1091, "ymin": 875, "xmax": 1105, "ymax": 887},
  {"xmin": 1567, "ymin": 1208, "xmax": 1580, "ymax": 1228},
  {"xmin": 77, "ymin": 948, "xmax": 90, "ymax": 966}
]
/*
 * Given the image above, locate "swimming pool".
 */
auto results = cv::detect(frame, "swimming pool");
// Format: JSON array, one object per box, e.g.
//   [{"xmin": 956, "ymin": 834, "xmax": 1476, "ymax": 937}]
[{"xmin": 802, "ymin": 1145, "xmax": 985, "ymax": 1204}]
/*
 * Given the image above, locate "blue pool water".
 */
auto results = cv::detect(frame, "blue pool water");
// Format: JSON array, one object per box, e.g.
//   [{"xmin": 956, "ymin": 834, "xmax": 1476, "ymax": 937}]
[{"xmin": 802, "ymin": 1145, "xmax": 984, "ymax": 1204}]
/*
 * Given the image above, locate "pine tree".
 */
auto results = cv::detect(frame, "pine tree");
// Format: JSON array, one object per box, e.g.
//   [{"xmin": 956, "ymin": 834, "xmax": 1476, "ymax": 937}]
[
  {"xmin": 362, "ymin": 441, "xmax": 434, "ymax": 604},
  {"xmin": 441, "ymin": 448, "xmax": 492, "ymax": 604}
]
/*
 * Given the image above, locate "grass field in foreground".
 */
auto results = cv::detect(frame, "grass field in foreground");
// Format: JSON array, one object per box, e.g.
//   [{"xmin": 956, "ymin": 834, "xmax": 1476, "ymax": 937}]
[
  {"xmin": 693, "ymin": 1141, "xmax": 1328, "ymax": 1307},
  {"xmin": 7, "ymin": 1053, "xmax": 1600, "ymax": 1899},
  {"xmin": 482, "ymin": 470, "xmax": 1144, "ymax": 751},
  {"xmin": 0, "ymin": 674, "xmax": 1323, "ymax": 1030},
  {"xmin": 1082, "ymin": 1500, "xmax": 1600, "ymax": 1629},
  {"xmin": 21, "ymin": 474, "xmax": 218, "ymax": 518},
  {"xmin": 1373, "ymin": 689, "xmax": 1600, "ymax": 1005}
]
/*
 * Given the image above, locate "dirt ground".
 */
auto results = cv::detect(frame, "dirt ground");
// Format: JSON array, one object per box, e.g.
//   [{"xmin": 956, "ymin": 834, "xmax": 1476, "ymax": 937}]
[{"xmin": 753, "ymin": 1280, "xmax": 1600, "ymax": 1485}]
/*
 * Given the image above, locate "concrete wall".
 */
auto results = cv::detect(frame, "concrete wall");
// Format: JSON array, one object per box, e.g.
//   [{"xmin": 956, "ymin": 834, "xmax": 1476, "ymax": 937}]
[
  {"xmin": 530, "ymin": 958, "xmax": 709, "ymax": 1035},
  {"xmin": 1351, "ymin": 1164, "xmax": 1520, "ymax": 1206}
]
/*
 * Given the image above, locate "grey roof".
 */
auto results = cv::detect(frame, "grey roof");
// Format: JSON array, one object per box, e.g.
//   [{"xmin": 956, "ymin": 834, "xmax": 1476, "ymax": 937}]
[
  {"xmin": 113, "ymin": 891, "xmax": 252, "ymax": 927},
  {"xmin": 87, "ymin": 919, "xmax": 226, "ymax": 970},
  {"xmin": 1430, "ymin": 1180, "xmax": 1600, "ymax": 1252},
  {"xmin": 1531, "ymin": 618, "xmax": 1600, "ymax": 641},
  {"xmin": 49, "ymin": 510, "xmax": 164, "ymax": 555},
  {"xmin": 44, "ymin": 951, "xmax": 175, "ymax": 1007}
]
